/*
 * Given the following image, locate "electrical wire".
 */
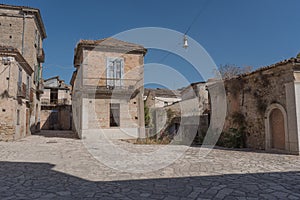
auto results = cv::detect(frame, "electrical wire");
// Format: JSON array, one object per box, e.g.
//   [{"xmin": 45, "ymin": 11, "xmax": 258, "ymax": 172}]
[
  {"xmin": 158, "ymin": 0, "xmax": 212, "ymax": 63},
  {"xmin": 184, "ymin": 0, "xmax": 211, "ymax": 35}
]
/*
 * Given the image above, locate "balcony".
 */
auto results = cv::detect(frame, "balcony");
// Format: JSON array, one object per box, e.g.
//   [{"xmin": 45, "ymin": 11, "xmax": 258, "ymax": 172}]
[
  {"xmin": 41, "ymin": 98, "xmax": 70, "ymax": 106},
  {"xmin": 77, "ymin": 78, "xmax": 142, "ymax": 99},
  {"xmin": 37, "ymin": 48, "xmax": 45, "ymax": 63}
]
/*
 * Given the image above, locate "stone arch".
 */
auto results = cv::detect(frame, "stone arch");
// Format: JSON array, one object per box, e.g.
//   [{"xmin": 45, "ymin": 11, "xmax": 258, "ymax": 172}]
[{"xmin": 265, "ymin": 103, "xmax": 289, "ymax": 151}]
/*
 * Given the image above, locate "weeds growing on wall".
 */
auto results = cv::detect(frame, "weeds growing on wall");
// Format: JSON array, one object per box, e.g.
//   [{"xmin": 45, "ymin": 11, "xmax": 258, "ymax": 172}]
[
  {"xmin": 144, "ymin": 104, "xmax": 151, "ymax": 127},
  {"xmin": 217, "ymin": 127, "xmax": 246, "ymax": 148},
  {"xmin": 217, "ymin": 111, "xmax": 247, "ymax": 148}
]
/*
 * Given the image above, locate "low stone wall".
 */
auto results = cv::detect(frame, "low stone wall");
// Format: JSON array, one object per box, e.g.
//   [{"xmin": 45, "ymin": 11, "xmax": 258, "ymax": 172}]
[{"xmin": 41, "ymin": 105, "xmax": 72, "ymax": 130}]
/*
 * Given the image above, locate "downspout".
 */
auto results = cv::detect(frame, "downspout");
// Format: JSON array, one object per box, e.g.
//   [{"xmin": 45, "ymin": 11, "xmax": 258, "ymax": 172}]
[{"xmin": 21, "ymin": 12, "xmax": 26, "ymax": 55}]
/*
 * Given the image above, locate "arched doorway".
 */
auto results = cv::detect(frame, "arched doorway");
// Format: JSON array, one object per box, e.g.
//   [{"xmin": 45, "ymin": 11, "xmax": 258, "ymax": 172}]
[
  {"xmin": 265, "ymin": 104, "xmax": 288, "ymax": 151},
  {"xmin": 269, "ymin": 108, "xmax": 285, "ymax": 149}
]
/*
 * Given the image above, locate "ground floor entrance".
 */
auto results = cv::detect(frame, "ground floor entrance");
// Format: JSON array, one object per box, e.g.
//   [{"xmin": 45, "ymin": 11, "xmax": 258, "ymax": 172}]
[{"xmin": 110, "ymin": 103, "xmax": 120, "ymax": 127}]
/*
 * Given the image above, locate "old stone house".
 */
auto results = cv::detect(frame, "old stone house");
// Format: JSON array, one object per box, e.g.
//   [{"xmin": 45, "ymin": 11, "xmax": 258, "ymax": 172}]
[
  {"xmin": 223, "ymin": 57, "xmax": 300, "ymax": 154},
  {"xmin": 0, "ymin": 4, "xmax": 46, "ymax": 140},
  {"xmin": 0, "ymin": 47, "xmax": 33, "ymax": 140},
  {"xmin": 71, "ymin": 38, "xmax": 147, "ymax": 139},
  {"xmin": 144, "ymin": 88, "xmax": 181, "ymax": 108},
  {"xmin": 40, "ymin": 76, "xmax": 72, "ymax": 130},
  {"xmin": 148, "ymin": 57, "xmax": 300, "ymax": 155}
]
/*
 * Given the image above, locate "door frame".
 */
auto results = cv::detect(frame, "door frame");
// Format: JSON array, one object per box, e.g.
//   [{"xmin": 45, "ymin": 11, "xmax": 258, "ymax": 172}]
[
  {"xmin": 110, "ymin": 103, "xmax": 120, "ymax": 127},
  {"xmin": 264, "ymin": 103, "xmax": 289, "ymax": 151}
]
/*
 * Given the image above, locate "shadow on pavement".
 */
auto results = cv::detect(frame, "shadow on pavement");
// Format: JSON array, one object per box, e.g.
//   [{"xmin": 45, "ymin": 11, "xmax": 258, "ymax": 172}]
[
  {"xmin": 33, "ymin": 130, "xmax": 79, "ymax": 139},
  {"xmin": 0, "ymin": 161, "xmax": 300, "ymax": 199}
]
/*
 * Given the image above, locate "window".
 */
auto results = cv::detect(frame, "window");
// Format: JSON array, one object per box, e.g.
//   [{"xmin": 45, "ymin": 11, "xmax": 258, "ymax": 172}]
[
  {"xmin": 34, "ymin": 29, "xmax": 39, "ymax": 48},
  {"xmin": 16, "ymin": 110, "xmax": 20, "ymax": 125},
  {"xmin": 106, "ymin": 58, "xmax": 124, "ymax": 87},
  {"xmin": 50, "ymin": 89, "xmax": 58, "ymax": 104},
  {"xmin": 26, "ymin": 75, "xmax": 30, "ymax": 97},
  {"xmin": 34, "ymin": 63, "xmax": 40, "ymax": 83},
  {"xmin": 18, "ymin": 67, "xmax": 22, "ymax": 89}
]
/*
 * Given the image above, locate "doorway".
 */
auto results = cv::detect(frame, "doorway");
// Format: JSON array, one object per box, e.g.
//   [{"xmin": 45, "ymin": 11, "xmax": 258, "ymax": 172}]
[
  {"xmin": 270, "ymin": 108, "xmax": 285, "ymax": 150},
  {"xmin": 26, "ymin": 109, "xmax": 29, "ymax": 136},
  {"xmin": 110, "ymin": 103, "xmax": 120, "ymax": 127},
  {"xmin": 265, "ymin": 103, "xmax": 288, "ymax": 151}
]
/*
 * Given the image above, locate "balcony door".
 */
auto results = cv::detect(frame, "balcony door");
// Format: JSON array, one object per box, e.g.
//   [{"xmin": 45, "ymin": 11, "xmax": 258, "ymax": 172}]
[{"xmin": 106, "ymin": 58, "xmax": 124, "ymax": 87}]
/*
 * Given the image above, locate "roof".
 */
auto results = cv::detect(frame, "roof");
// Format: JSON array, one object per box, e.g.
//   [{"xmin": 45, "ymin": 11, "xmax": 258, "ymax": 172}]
[
  {"xmin": 70, "ymin": 70, "xmax": 77, "ymax": 87},
  {"xmin": 44, "ymin": 75, "xmax": 70, "ymax": 89},
  {"xmin": 44, "ymin": 76, "xmax": 60, "ymax": 82},
  {"xmin": 179, "ymin": 81, "xmax": 207, "ymax": 95},
  {"xmin": 0, "ymin": 45, "xmax": 33, "ymax": 75},
  {"xmin": 145, "ymin": 88, "xmax": 181, "ymax": 98},
  {"xmin": 76, "ymin": 38, "xmax": 146, "ymax": 51},
  {"xmin": 0, "ymin": 4, "xmax": 47, "ymax": 39},
  {"xmin": 74, "ymin": 38, "xmax": 147, "ymax": 67},
  {"xmin": 238, "ymin": 57, "xmax": 300, "ymax": 78}
]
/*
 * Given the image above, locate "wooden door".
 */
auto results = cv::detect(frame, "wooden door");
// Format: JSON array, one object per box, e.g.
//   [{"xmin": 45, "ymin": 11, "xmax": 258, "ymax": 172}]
[{"xmin": 270, "ymin": 108, "xmax": 285, "ymax": 150}]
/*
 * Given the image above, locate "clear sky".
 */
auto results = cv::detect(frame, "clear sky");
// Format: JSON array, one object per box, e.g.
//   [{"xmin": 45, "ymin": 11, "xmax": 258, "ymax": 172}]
[{"xmin": 2, "ymin": 0, "xmax": 300, "ymax": 88}]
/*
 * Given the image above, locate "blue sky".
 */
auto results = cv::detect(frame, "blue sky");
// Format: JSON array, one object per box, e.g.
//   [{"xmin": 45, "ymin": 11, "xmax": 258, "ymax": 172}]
[{"xmin": 2, "ymin": 0, "xmax": 300, "ymax": 88}]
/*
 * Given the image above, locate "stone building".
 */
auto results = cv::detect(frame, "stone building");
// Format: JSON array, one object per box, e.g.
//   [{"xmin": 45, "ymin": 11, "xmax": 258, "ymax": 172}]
[
  {"xmin": 40, "ymin": 76, "xmax": 72, "ymax": 130},
  {"xmin": 144, "ymin": 88, "xmax": 181, "ymax": 108},
  {"xmin": 0, "ymin": 47, "xmax": 33, "ymax": 140},
  {"xmin": 0, "ymin": 4, "xmax": 46, "ymax": 140},
  {"xmin": 222, "ymin": 57, "xmax": 300, "ymax": 154},
  {"xmin": 71, "ymin": 38, "xmax": 147, "ymax": 139}
]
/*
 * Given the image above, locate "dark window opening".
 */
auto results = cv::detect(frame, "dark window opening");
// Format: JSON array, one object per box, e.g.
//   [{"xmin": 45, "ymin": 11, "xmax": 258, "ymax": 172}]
[
  {"xmin": 50, "ymin": 89, "xmax": 58, "ymax": 104},
  {"xmin": 17, "ymin": 110, "xmax": 20, "ymax": 125}
]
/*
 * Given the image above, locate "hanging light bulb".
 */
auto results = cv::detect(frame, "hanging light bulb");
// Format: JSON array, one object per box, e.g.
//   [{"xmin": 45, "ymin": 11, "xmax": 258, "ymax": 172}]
[{"xmin": 183, "ymin": 35, "xmax": 188, "ymax": 49}]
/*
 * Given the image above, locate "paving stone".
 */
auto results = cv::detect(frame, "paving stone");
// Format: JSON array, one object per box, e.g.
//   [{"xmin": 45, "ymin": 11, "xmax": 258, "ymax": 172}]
[{"xmin": 0, "ymin": 134, "xmax": 300, "ymax": 199}]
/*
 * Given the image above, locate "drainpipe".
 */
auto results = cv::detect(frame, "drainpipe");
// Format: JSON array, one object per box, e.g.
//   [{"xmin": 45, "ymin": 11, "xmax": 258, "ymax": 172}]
[{"xmin": 21, "ymin": 12, "xmax": 26, "ymax": 55}]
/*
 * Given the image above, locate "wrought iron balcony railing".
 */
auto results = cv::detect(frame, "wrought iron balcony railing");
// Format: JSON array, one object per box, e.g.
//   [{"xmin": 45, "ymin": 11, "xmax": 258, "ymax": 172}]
[{"xmin": 82, "ymin": 78, "xmax": 142, "ymax": 98}]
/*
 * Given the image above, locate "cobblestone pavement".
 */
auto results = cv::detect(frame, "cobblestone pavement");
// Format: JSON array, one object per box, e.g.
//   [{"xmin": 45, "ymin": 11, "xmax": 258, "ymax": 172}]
[{"xmin": 1, "ymin": 131, "xmax": 300, "ymax": 199}]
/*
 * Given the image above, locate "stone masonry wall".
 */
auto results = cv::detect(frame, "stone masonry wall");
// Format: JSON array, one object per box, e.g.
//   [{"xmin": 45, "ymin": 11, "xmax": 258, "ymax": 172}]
[
  {"xmin": 0, "ymin": 58, "xmax": 29, "ymax": 141},
  {"xmin": 0, "ymin": 6, "xmax": 46, "ymax": 138},
  {"xmin": 224, "ymin": 63, "xmax": 295, "ymax": 149},
  {"xmin": 82, "ymin": 49, "xmax": 143, "ymax": 129}
]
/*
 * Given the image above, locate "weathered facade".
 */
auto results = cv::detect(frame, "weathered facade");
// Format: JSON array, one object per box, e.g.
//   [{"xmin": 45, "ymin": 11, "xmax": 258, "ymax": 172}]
[
  {"xmin": 223, "ymin": 58, "xmax": 300, "ymax": 154},
  {"xmin": 146, "ymin": 82, "xmax": 210, "ymax": 143},
  {"xmin": 0, "ymin": 4, "xmax": 46, "ymax": 140},
  {"xmin": 40, "ymin": 76, "xmax": 72, "ymax": 130},
  {"xmin": 0, "ymin": 47, "xmax": 34, "ymax": 141},
  {"xmin": 71, "ymin": 38, "xmax": 147, "ymax": 139},
  {"xmin": 144, "ymin": 88, "xmax": 181, "ymax": 108}
]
